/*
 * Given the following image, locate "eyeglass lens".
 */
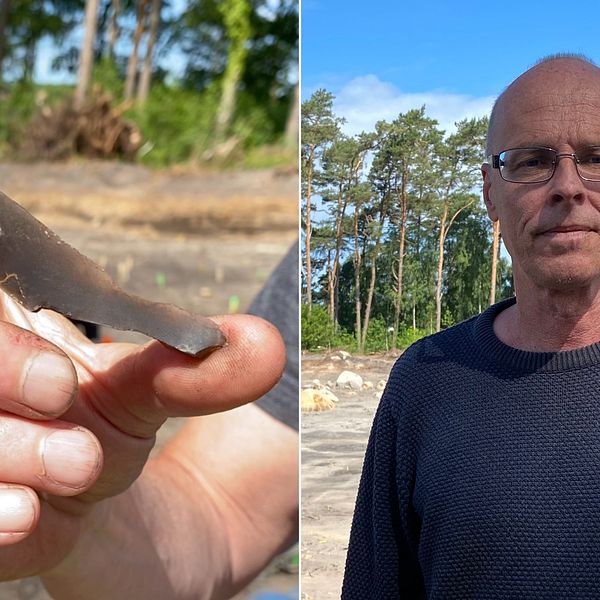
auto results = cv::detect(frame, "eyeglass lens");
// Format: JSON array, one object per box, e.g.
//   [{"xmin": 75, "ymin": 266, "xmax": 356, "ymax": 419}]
[{"xmin": 498, "ymin": 147, "xmax": 600, "ymax": 182}]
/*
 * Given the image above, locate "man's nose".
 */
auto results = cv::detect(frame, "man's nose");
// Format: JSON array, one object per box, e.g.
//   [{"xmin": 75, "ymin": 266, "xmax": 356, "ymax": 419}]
[{"xmin": 548, "ymin": 153, "xmax": 585, "ymax": 201}]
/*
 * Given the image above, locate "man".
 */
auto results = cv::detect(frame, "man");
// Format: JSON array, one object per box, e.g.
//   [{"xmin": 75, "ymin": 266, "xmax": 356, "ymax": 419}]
[
  {"xmin": 342, "ymin": 55, "xmax": 600, "ymax": 598},
  {"xmin": 0, "ymin": 243, "xmax": 298, "ymax": 599}
]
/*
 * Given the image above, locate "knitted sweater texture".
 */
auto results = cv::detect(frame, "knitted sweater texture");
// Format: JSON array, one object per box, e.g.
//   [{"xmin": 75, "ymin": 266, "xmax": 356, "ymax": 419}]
[{"xmin": 342, "ymin": 297, "xmax": 600, "ymax": 599}]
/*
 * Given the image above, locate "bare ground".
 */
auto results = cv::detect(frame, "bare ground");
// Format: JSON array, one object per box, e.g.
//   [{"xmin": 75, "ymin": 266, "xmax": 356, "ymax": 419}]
[
  {"xmin": 0, "ymin": 160, "xmax": 298, "ymax": 600},
  {"xmin": 301, "ymin": 352, "xmax": 399, "ymax": 600}
]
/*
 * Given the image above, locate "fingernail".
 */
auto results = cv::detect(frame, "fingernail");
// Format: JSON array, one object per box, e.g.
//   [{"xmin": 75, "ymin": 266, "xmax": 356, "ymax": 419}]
[
  {"xmin": 42, "ymin": 430, "xmax": 101, "ymax": 489},
  {"xmin": 0, "ymin": 488, "xmax": 35, "ymax": 533},
  {"xmin": 22, "ymin": 352, "xmax": 77, "ymax": 415}
]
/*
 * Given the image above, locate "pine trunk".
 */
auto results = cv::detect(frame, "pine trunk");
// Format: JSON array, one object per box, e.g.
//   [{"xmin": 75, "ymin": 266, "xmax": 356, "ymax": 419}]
[
  {"xmin": 361, "ymin": 242, "xmax": 379, "ymax": 352},
  {"xmin": 361, "ymin": 207, "xmax": 385, "ymax": 351},
  {"xmin": 0, "ymin": 0, "xmax": 11, "ymax": 81},
  {"xmin": 304, "ymin": 149, "xmax": 314, "ymax": 309},
  {"xmin": 392, "ymin": 170, "xmax": 408, "ymax": 348},
  {"xmin": 331, "ymin": 186, "xmax": 347, "ymax": 327},
  {"xmin": 434, "ymin": 192, "xmax": 474, "ymax": 332},
  {"xmin": 136, "ymin": 0, "xmax": 161, "ymax": 104},
  {"xmin": 75, "ymin": 0, "xmax": 100, "ymax": 109},
  {"xmin": 327, "ymin": 259, "xmax": 334, "ymax": 320},
  {"xmin": 435, "ymin": 203, "xmax": 448, "ymax": 332},
  {"xmin": 107, "ymin": 0, "xmax": 120, "ymax": 58},
  {"xmin": 124, "ymin": 0, "xmax": 148, "ymax": 102},
  {"xmin": 353, "ymin": 211, "xmax": 362, "ymax": 352}
]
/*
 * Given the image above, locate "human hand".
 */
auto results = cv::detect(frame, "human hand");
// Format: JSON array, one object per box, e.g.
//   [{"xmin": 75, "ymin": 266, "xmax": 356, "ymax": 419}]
[{"xmin": 0, "ymin": 292, "xmax": 285, "ymax": 580}]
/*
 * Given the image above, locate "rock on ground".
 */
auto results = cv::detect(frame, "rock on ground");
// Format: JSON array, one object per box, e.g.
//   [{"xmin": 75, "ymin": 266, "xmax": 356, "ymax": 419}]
[
  {"xmin": 376, "ymin": 379, "xmax": 387, "ymax": 391},
  {"xmin": 301, "ymin": 388, "xmax": 339, "ymax": 412},
  {"xmin": 336, "ymin": 370, "xmax": 363, "ymax": 390}
]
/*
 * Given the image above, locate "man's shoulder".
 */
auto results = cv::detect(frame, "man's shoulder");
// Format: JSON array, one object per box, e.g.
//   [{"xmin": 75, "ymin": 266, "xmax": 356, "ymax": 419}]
[
  {"xmin": 388, "ymin": 316, "xmax": 478, "ymax": 395},
  {"xmin": 380, "ymin": 314, "xmax": 481, "ymax": 417},
  {"xmin": 395, "ymin": 314, "xmax": 479, "ymax": 369}
]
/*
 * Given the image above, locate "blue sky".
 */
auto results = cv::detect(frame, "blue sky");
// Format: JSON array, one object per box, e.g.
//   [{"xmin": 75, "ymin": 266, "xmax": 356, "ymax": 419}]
[
  {"xmin": 35, "ymin": 0, "xmax": 292, "ymax": 85},
  {"xmin": 302, "ymin": 1, "xmax": 600, "ymax": 135},
  {"xmin": 34, "ymin": 0, "xmax": 187, "ymax": 85}
]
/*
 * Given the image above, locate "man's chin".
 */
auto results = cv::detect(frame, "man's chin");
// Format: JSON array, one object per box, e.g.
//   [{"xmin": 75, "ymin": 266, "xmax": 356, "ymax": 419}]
[{"xmin": 525, "ymin": 259, "xmax": 600, "ymax": 291}]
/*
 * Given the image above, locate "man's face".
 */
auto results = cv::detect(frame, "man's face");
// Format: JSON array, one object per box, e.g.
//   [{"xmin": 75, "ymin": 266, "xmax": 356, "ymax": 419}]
[{"xmin": 483, "ymin": 61, "xmax": 600, "ymax": 292}]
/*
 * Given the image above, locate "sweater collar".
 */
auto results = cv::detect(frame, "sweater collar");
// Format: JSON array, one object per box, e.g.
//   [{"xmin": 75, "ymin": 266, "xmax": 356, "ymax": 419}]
[{"xmin": 474, "ymin": 297, "xmax": 600, "ymax": 372}]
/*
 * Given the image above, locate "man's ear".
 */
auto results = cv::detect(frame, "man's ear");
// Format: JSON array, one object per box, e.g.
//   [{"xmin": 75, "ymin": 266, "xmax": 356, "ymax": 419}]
[{"xmin": 481, "ymin": 163, "xmax": 499, "ymax": 222}]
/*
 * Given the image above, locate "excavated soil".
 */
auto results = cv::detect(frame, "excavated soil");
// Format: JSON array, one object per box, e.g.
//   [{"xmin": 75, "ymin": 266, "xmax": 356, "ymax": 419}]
[{"xmin": 301, "ymin": 352, "xmax": 400, "ymax": 600}]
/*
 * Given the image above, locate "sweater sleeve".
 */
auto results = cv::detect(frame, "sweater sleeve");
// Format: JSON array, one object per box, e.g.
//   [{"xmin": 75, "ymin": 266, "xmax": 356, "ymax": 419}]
[
  {"xmin": 247, "ymin": 242, "xmax": 298, "ymax": 431},
  {"xmin": 341, "ymin": 373, "xmax": 424, "ymax": 599}
]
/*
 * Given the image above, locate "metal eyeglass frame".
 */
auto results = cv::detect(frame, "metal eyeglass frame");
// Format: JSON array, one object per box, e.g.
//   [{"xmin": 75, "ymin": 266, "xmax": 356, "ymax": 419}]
[{"xmin": 487, "ymin": 146, "xmax": 600, "ymax": 183}]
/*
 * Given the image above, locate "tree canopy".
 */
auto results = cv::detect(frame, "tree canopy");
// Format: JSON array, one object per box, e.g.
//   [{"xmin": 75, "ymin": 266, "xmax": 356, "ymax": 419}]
[
  {"xmin": 0, "ymin": 0, "xmax": 298, "ymax": 167},
  {"xmin": 301, "ymin": 90, "xmax": 513, "ymax": 352}
]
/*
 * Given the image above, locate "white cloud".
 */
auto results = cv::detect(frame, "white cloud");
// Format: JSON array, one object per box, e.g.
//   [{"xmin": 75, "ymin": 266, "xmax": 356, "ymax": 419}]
[{"xmin": 331, "ymin": 74, "xmax": 496, "ymax": 137}]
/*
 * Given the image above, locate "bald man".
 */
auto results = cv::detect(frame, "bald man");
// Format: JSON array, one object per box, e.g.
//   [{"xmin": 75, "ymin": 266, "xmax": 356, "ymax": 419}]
[{"xmin": 342, "ymin": 55, "xmax": 600, "ymax": 599}]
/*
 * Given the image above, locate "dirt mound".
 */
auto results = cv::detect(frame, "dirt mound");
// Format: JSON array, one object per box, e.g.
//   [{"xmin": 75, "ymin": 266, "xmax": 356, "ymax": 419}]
[{"xmin": 19, "ymin": 92, "xmax": 141, "ymax": 161}]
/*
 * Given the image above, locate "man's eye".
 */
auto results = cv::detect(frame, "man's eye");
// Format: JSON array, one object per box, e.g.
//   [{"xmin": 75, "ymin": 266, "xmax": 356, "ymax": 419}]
[
  {"xmin": 512, "ymin": 155, "xmax": 548, "ymax": 169},
  {"xmin": 582, "ymin": 153, "xmax": 600, "ymax": 164},
  {"xmin": 521, "ymin": 158, "xmax": 543, "ymax": 167}
]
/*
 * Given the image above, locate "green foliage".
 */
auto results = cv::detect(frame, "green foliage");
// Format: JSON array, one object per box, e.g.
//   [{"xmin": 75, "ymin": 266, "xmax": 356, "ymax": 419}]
[
  {"xmin": 363, "ymin": 317, "xmax": 389, "ymax": 353},
  {"xmin": 443, "ymin": 205, "xmax": 491, "ymax": 323},
  {"xmin": 0, "ymin": 82, "xmax": 34, "ymax": 153},
  {"xmin": 126, "ymin": 78, "xmax": 292, "ymax": 166},
  {"xmin": 361, "ymin": 319, "xmax": 427, "ymax": 353},
  {"xmin": 302, "ymin": 303, "xmax": 429, "ymax": 354},
  {"xmin": 242, "ymin": 143, "xmax": 297, "ymax": 169},
  {"xmin": 0, "ymin": 79, "xmax": 295, "ymax": 168},
  {"xmin": 221, "ymin": 0, "xmax": 252, "ymax": 45},
  {"xmin": 301, "ymin": 304, "xmax": 351, "ymax": 351},
  {"xmin": 396, "ymin": 326, "xmax": 428, "ymax": 349},
  {"xmin": 129, "ymin": 83, "xmax": 219, "ymax": 167},
  {"xmin": 92, "ymin": 57, "xmax": 123, "ymax": 98},
  {"xmin": 0, "ymin": 81, "xmax": 72, "ymax": 157},
  {"xmin": 173, "ymin": 0, "xmax": 297, "ymax": 97},
  {"xmin": 301, "ymin": 89, "xmax": 343, "ymax": 151},
  {"xmin": 232, "ymin": 92, "xmax": 278, "ymax": 148},
  {"xmin": 301, "ymin": 304, "xmax": 330, "ymax": 350}
]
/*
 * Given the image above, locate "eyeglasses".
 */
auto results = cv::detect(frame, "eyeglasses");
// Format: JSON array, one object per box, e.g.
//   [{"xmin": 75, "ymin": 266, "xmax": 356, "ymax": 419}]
[{"xmin": 488, "ymin": 146, "xmax": 600, "ymax": 183}]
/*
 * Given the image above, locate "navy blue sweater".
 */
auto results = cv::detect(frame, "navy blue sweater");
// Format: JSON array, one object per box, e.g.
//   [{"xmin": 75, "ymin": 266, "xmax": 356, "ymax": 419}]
[{"xmin": 342, "ymin": 298, "xmax": 600, "ymax": 599}]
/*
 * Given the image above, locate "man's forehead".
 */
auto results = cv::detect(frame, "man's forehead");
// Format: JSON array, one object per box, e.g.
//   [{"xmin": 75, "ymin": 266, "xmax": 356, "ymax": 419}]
[
  {"xmin": 509, "ymin": 58, "xmax": 600, "ymax": 93},
  {"xmin": 490, "ymin": 63, "xmax": 600, "ymax": 150}
]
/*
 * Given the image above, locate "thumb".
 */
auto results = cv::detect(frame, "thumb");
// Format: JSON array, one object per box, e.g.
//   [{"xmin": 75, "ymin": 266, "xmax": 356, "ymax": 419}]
[{"xmin": 95, "ymin": 314, "xmax": 286, "ymax": 434}]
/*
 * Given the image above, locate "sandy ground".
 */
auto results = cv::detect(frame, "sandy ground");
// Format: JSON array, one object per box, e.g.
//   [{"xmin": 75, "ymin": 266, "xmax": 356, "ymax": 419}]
[
  {"xmin": 0, "ymin": 161, "xmax": 298, "ymax": 600},
  {"xmin": 301, "ymin": 352, "xmax": 399, "ymax": 600}
]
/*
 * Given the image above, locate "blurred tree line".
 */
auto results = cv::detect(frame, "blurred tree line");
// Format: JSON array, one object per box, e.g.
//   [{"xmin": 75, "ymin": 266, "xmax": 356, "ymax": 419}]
[
  {"xmin": 0, "ymin": 0, "xmax": 298, "ymax": 167},
  {"xmin": 301, "ymin": 90, "xmax": 513, "ymax": 353}
]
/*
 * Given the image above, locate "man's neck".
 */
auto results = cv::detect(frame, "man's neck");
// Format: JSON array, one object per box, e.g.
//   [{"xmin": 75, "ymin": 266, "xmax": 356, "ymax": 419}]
[{"xmin": 494, "ymin": 280, "xmax": 600, "ymax": 352}]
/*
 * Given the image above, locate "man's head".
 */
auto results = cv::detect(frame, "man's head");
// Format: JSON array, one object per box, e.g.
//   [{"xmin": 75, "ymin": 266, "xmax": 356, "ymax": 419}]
[{"xmin": 482, "ymin": 55, "xmax": 600, "ymax": 292}]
